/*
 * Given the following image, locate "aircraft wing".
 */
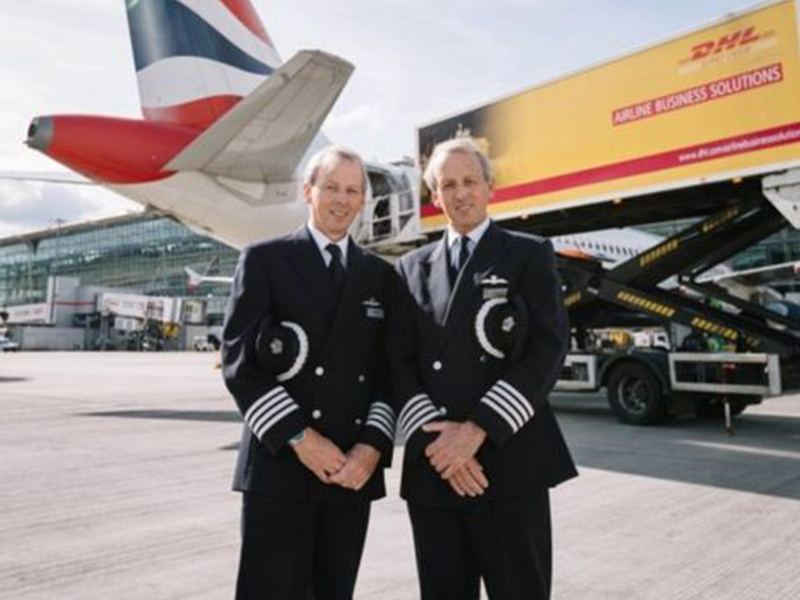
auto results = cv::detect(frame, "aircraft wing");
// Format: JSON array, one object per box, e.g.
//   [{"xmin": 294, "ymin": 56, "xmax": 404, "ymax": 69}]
[
  {"xmin": 164, "ymin": 50, "xmax": 354, "ymax": 182},
  {"xmin": 707, "ymin": 261, "xmax": 800, "ymax": 286},
  {"xmin": 0, "ymin": 171, "xmax": 92, "ymax": 185}
]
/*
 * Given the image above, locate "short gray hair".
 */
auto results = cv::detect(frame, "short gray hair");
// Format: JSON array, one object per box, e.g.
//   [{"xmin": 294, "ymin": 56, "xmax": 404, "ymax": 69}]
[
  {"xmin": 303, "ymin": 145, "xmax": 369, "ymax": 193},
  {"xmin": 422, "ymin": 137, "xmax": 493, "ymax": 192}
]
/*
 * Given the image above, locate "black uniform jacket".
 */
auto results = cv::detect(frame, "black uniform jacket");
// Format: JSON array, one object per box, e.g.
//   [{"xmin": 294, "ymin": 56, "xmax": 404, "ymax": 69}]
[
  {"xmin": 222, "ymin": 226, "xmax": 397, "ymax": 503},
  {"xmin": 393, "ymin": 222, "xmax": 578, "ymax": 507}
]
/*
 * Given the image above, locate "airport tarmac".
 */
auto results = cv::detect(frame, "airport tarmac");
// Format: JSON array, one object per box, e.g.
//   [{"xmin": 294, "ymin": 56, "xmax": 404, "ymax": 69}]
[{"xmin": 1, "ymin": 352, "xmax": 799, "ymax": 599}]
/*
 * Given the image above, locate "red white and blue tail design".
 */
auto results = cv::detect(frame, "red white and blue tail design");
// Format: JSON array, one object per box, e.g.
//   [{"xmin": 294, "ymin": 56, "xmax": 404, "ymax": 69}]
[{"xmin": 125, "ymin": 0, "xmax": 282, "ymax": 129}]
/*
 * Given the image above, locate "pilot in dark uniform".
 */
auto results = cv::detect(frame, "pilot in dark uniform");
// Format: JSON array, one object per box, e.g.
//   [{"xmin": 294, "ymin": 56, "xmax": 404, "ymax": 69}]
[
  {"xmin": 393, "ymin": 138, "xmax": 577, "ymax": 600},
  {"xmin": 222, "ymin": 146, "xmax": 397, "ymax": 600}
]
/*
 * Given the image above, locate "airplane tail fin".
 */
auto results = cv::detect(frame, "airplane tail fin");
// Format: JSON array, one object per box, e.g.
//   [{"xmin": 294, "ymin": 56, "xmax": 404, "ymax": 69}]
[
  {"xmin": 184, "ymin": 267, "xmax": 203, "ymax": 293},
  {"xmin": 124, "ymin": 0, "xmax": 282, "ymax": 129}
]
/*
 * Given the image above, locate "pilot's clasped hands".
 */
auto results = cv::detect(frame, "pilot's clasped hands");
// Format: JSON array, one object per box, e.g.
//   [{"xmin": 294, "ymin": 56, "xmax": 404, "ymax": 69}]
[
  {"xmin": 292, "ymin": 428, "xmax": 379, "ymax": 491},
  {"xmin": 423, "ymin": 420, "xmax": 489, "ymax": 497}
]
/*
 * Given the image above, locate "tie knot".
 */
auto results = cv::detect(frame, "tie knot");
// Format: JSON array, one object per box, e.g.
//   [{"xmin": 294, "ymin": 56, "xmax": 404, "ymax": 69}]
[{"xmin": 327, "ymin": 243, "xmax": 343, "ymax": 263}]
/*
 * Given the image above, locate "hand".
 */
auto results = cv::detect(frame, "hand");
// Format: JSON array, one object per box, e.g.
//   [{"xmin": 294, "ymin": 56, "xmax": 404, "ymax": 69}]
[
  {"xmin": 446, "ymin": 458, "xmax": 489, "ymax": 498},
  {"xmin": 423, "ymin": 420, "xmax": 487, "ymax": 479},
  {"xmin": 291, "ymin": 428, "xmax": 347, "ymax": 484},
  {"xmin": 330, "ymin": 443, "xmax": 381, "ymax": 491}
]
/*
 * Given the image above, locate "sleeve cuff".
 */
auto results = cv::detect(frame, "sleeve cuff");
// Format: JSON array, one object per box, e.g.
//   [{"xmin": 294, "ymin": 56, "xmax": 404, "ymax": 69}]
[
  {"xmin": 398, "ymin": 394, "xmax": 443, "ymax": 459},
  {"xmin": 361, "ymin": 401, "xmax": 396, "ymax": 466},
  {"xmin": 244, "ymin": 385, "xmax": 308, "ymax": 454},
  {"xmin": 398, "ymin": 394, "xmax": 442, "ymax": 442},
  {"xmin": 470, "ymin": 380, "xmax": 535, "ymax": 447}
]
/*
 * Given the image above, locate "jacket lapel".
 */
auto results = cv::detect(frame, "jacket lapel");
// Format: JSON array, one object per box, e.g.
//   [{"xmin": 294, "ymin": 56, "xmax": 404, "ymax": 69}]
[
  {"xmin": 322, "ymin": 239, "xmax": 367, "ymax": 356},
  {"xmin": 439, "ymin": 223, "xmax": 509, "ymax": 348},
  {"xmin": 285, "ymin": 226, "xmax": 335, "ymax": 312},
  {"xmin": 423, "ymin": 238, "xmax": 452, "ymax": 326}
]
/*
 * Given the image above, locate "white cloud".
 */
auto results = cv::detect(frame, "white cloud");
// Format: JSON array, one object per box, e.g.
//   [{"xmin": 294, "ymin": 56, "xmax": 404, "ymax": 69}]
[{"xmin": 0, "ymin": 182, "xmax": 139, "ymax": 238}]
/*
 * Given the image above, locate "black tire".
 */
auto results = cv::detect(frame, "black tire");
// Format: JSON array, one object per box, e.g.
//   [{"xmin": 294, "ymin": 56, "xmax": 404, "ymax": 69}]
[{"xmin": 607, "ymin": 362, "xmax": 668, "ymax": 425}]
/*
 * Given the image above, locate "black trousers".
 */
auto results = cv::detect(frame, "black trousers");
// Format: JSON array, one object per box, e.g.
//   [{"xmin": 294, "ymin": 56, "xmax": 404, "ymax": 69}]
[
  {"xmin": 407, "ymin": 492, "xmax": 552, "ymax": 600},
  {"xmin": 236, "ymin": 493, "xmax": 371, "ymax": 600}
]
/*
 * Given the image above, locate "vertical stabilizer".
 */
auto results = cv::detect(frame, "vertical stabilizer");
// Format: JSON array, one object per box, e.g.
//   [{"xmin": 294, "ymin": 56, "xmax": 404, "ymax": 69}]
[{"xmin": 125, "ymin": 0, "xmax": 282, "ymax": 129}]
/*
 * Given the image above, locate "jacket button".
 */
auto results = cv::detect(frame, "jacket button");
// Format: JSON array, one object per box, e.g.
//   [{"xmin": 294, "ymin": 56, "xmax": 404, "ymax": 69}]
[
  {"xmin": 432, "ymin": 360, "xmax": 442, "ymax": 371},
  {"xmin": 439, "ymin": 406, "xmax": 448, "ymax": 416},
  {"xmin": 315, "ymin": 366, "xmax": 324, "ymax": 376},
  {"xmin": 312, "ymin": 409, "xmax": 322, "ymax": 419},
  {"xmin": 479, "ymin": 355, "xmax": 487, "ymax": 363},
  {"xmin": 358, "ymin": 374, "xmax": 365, "ymax": 383},
  {"xmin": 355, "ymin": 418, "xmax": 363, "ymax": 425}
]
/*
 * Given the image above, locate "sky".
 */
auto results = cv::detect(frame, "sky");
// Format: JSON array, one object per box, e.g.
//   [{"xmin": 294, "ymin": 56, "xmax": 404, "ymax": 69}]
[{"xmin": 0, "ymin": 0, "xmax": 765, "ymax": 237}]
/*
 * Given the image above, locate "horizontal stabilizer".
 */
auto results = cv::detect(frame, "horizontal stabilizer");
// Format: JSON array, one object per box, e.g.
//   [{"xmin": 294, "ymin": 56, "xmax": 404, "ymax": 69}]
[{"xmin": 164, "ymin": 50, "xmax": 353, "ymax": 182}]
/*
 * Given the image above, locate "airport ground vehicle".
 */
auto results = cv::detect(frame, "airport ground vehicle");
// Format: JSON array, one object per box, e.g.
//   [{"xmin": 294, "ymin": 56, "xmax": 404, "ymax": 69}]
[
  {"xmin": 0, "ymin": 335, "xmax": 20, "ymax": 352},
  {"xmin": 359, "ymin": 0, "xmax": 800, "ymax": 425}
]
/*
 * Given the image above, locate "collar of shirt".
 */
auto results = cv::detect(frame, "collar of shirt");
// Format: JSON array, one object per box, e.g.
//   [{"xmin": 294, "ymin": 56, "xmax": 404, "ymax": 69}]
[
  {"xmin": 306, "ymin": 222, "xmax": 349, "ymax": 267},
  {"xmin": 446, "ymin": 218, "xmax": 491, "ymax": 265}
]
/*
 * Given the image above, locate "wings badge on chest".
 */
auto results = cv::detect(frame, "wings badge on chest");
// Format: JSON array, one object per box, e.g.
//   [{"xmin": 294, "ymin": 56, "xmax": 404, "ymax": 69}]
[{"xmin": 476, "ymin": 274, "xmax": 509, "ymax": 300}]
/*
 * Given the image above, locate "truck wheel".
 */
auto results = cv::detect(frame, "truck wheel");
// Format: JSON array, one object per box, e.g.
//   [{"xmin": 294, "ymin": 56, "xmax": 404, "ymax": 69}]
[{"xmin": 607, "ymin": 363, "xmax": 667, "ymax": 425}]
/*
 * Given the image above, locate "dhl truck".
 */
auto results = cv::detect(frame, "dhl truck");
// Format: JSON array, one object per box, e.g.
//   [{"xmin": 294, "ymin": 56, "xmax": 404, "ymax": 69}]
[{"xmin": 360, "ymin": 0, "xmax": 800, "ymax": 425}]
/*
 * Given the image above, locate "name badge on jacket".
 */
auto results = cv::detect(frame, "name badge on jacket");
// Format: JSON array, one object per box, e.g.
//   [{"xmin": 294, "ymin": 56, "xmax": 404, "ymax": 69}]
[
  {"xmin": 363, "ymin": 297, "xmax": 385, "ymax": 319},
  {"xmin": 478, "ymin": 274, "xmax": 509, "ymax": 300}
]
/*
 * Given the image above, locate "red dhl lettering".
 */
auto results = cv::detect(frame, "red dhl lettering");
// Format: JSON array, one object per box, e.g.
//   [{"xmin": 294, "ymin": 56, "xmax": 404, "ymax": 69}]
[{"xmin": 689, "ymin": 26, "xmax": 761, "ymax": 61}]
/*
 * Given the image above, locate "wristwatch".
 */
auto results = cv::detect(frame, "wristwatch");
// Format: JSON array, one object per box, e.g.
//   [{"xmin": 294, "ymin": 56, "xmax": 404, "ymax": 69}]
[{"xmin": 288, "ymin": 429, "xmax": 306, "ymax": 447}]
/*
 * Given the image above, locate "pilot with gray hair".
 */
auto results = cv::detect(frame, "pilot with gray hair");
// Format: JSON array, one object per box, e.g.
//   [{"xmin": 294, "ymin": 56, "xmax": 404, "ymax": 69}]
[
  {"xmin": 392, "ymin": 137, "xmax": 577, "ymax": 599},
  {"xmin": 222, "ymin": 145, "xmax": 397, "ymax": 600}
]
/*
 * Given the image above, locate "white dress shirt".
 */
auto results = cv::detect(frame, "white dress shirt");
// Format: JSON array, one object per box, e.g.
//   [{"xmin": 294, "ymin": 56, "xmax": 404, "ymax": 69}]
[
  {"xmin": 307, "ymin": 222, "xmax": 349, "ymax": 268},
  {"xmin": 446, "ymin": 218, "xmax": 491, "ymax": 270}
]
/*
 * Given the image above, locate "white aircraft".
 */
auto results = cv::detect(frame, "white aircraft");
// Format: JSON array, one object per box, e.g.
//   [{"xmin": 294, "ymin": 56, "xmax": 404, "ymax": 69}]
[{"xmin": 18, "ymin": 0, "xmax": 417, "ymax": 250}]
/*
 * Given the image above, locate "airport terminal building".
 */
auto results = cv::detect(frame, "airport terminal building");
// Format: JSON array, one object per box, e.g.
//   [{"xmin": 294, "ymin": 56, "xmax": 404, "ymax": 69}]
[
  {"xmin": 0, "ymin": 211, "xmax": 239, "ymax": 350},
  {"xmin": 1, "ymin": 210, "xmax": 799, "ymax": 350}
]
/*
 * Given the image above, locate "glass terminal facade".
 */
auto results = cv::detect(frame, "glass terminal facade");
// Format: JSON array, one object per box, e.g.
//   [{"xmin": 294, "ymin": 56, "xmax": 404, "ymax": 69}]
[
  {"xmin": 0, "ymin": 212, "xmax": 239, "ymax": 320},
  {"xmin": 2, "ymin": 212, "xmax": 798, "ymax": 317}
]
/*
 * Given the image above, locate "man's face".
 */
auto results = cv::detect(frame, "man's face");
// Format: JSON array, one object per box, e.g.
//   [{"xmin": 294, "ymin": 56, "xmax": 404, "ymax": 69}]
[
  {"xmin": 432, "ymin": 151, "xmax": 493, "ymax": 235},
  {"xmin": 303, "ymin": 158, "xmax": 365, "ymax": 241}
]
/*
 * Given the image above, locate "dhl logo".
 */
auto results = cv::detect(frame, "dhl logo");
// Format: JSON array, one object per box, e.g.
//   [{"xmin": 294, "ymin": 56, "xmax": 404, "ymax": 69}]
[{"xmin": 682, "ymin": 26, "xmax": 770, "ymax": 64}]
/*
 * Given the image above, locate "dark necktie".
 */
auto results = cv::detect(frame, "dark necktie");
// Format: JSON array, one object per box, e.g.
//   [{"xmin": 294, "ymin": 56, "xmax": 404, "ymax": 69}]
[
  {"xmin": 326, "ymin": 243, "xmax": 346, "ymax": 295},
  {"xmin": 448, "ymin": 236, "xmax": 471, "ymax": 286},
  {"xmin": 457, "ymin": 237, "xmax": 471, "ymax": 272}
]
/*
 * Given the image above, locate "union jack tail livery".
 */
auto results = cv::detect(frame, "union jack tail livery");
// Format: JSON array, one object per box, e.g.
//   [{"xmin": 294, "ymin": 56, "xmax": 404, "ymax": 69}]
[
  {"xmin": 125, "ymin": 0, "xmax": 282, "ymax": 129},
  {"xmin": 23, "ymin": 1, "xmax": 415, "ymax": 251}
]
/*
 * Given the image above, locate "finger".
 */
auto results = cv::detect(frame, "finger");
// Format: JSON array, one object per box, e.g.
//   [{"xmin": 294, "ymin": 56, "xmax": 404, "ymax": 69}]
[
  {"xmin": 460, "ymin": 470, "xmax": 484, "ymax": 496},
  {"xmin": 330, "ymin": 461, "xmax": 355, "ymax": 481},
  {"xmin": 422, "ymin": 422, "xmax": 448, "ymax": 433},
  {"xmin": 442, "ymin": 463, "xmax": 460, "ymax": 480},
  {"xmin": 431, "ymin": 456, "xmax": 448, "ymax": 473},
  {"xmin": 424, "ymin": 440, "xmax": 440, "ymax": 458},
  {"xmin": 456, "ymin": 470, "xmax": 482, "ymax": 497},
  {"xmin": 465, "ymin": 462, "xmax": 489, "ymax": 489},
  {"xmin": 448, "ymin": 476, "xmax": 466, "ymax": 497}
]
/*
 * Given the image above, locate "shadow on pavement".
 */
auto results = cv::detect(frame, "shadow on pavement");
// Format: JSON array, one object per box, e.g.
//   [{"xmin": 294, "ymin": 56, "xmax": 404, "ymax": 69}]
[
  {"xmin": 81, "ymin": 409, "xmax": 242, "ymax": 422},
  {"xmin": 551, "ymin": 393, "xmax": 800, "ymax": 502}
]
